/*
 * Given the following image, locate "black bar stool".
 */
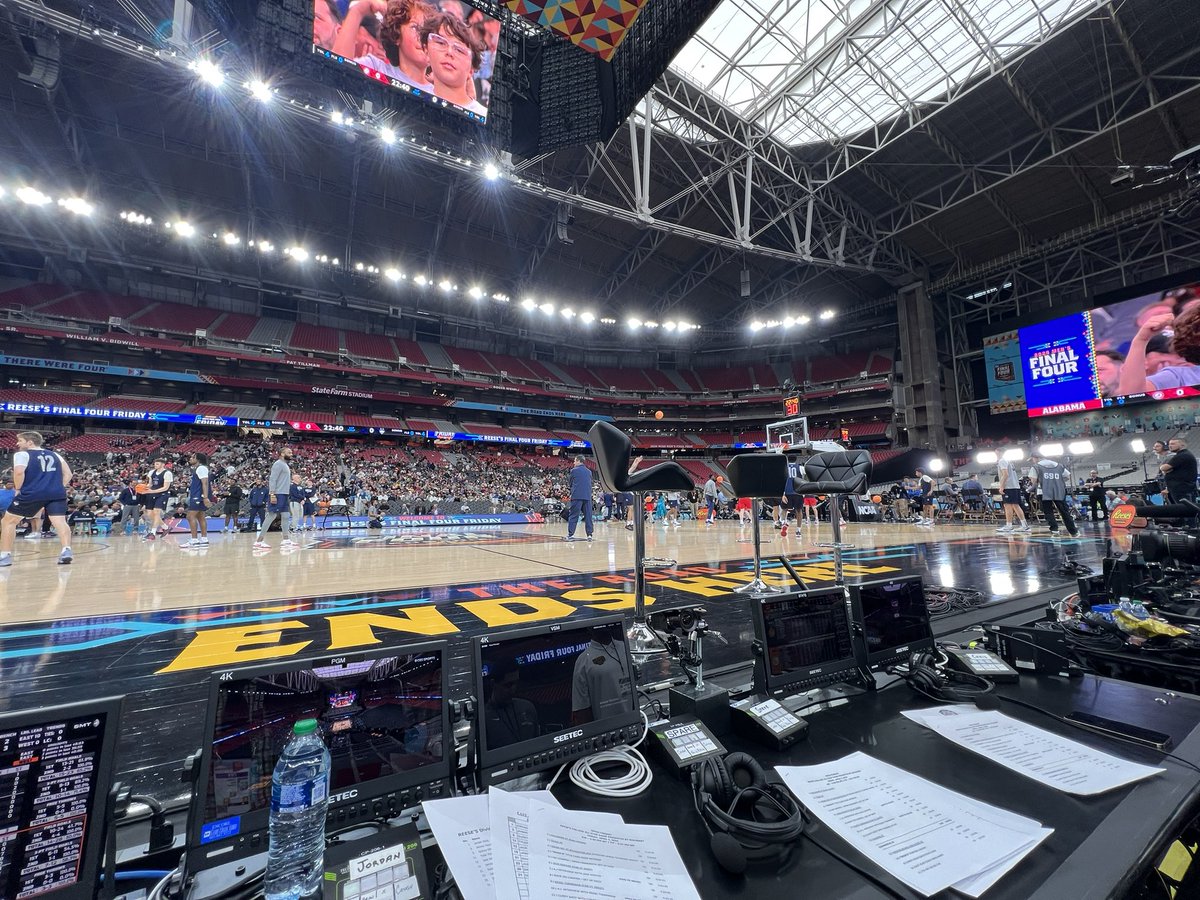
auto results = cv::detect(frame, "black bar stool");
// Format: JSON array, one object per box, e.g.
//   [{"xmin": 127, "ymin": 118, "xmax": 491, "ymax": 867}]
[
  {"xmin": 790, "ymin": 450, "xmax": 873, "ymax": 583},
  {"xmin": 588, "ymin": 421, "xmax": 694, "ymax": 657},
  {"xmin": 725, "ymin": 453, "xmax": 789, "ymax": 595}
]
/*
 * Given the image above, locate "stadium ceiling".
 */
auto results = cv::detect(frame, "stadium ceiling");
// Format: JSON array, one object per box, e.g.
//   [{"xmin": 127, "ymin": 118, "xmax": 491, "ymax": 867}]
[{"xmin": 0, "ymin": 0, "xmax": 1197, "ymax": 344}]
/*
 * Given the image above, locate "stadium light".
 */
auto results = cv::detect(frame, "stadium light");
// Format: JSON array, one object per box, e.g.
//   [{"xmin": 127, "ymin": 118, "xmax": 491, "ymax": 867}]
[
  {"xmin": 1037, "ymin": 443, "xmax": 1064, "ymax": 457},
  {"xmin": 539, "ymin": 302, "xmax": 555, "ymax": 315},
  {"xmin": 749, "ymin": 320, "xmax": 764, "ymax": 332},
  {"xmin": 1131, "ymin": 438, "xmax": 1146, "ymax": 453},
  {"xmin": 1068, "ymin": 440, "xmax": 1095, "ymax": 455},
  {"xmin": 248, "ymin": 80, "xmax": 272, "ymax": 102},
  {"xmin": 975, "ymin": 451, "xmax": 999, "ymax": 465},
  {"xmin": 782, "ymin": 316, "xmax": 795, "ymax": 328},
  {"xmin": 468, "ymin": 285, "xmax": 484, "ymax": 299},
  {"xmin": 483, "ymin": 162, "xmax": 501, "ymax": 181},
  {"xmin": 1002, "ymin": 448, "xmax": 1026, "ymax": 461},
  {"xmin": 331, "ymin": 110, "xmax": 346, "ymax": 125},
  {"xmin": 561, "ymin": 307, "xmax": 575, "ymax": 319},
  {"xmin": 663, "ymin": 321, "xmax": 676, "ymax": 331},
  {"xmin": 600, "ymin": 317, "xmax": 617, "ymax": 325},
  {"xmin": 580, "ymin": 311, "xmax": 595, "ymax": 324},
  {"xmin": 820, "ymin": 309, "xmax": 836, "ymax": 320},
  {"xmin": 384, "ymin": 267, "xmax": 402, "ymax": 282},
  {"xmin": 285, "ymin": 246, "xmax": 308, "ymax": 262},
  {"xmin": 170, "ymin": 220, "xmax": 195, "ymax": 238},
  {"xmin": 193, "ymin": 58, "xmax": 224, "ymax": 87},
  {"xmin": 927, "ymin": 458, "xmax": 946, "ymax": 472},
  {"xmin": 16, "ymin": 187, "xmax": 50, "ymax": 206},
  {"xmin": 520, "ymin": 297, "xmax": 536, "ymax": 311},
  {"xmin": 627, "ymin": 317, "xmax": 642, "ymax": 329},
  {"xmin": 257, "ymin": 240, "xmax": 273, "ymax": 253},
  {"xmin": 380, "ymin": 126, "xmax": 396, "ymax": 145},
  {"xmin": 413, "ymin": 274, "xmax": 428, "ymax": 287},
  {"xmin": 222, "ymin": 232, "xmax": 240, "ymax": 246},
  {"xmin": 58, "ymin": 197, "xmax": 94, "ymax": 216},
  {"xmin": 797, "ymin": 314, "xmax": 811, "ymax": 325}
]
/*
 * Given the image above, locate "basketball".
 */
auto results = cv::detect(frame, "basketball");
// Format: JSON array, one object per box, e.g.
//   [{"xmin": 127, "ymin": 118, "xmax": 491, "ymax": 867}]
[
  {"xmin": 654, "ymin": 410, "xmax": 664, "ymax": 420},
  {"xmin": 716, "ymin": 475, "xmax": 724, "ymax": 484},
  {"xmin": 135, "ymin": 484, "xmax": 147, "ymax": 494}
]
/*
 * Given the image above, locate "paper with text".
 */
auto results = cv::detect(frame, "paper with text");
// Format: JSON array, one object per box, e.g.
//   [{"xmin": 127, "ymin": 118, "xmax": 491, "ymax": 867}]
[
  {"xmin": 778, "ymin": 752, "xmax": 1049, "ymax": 896},
  {"xmin": 902, "ymin": 706, "xmax": 1164, "ymax": 795},
  {"xmin": 526, "ymin": 804, "xmax": 700, "ymax": 900}
]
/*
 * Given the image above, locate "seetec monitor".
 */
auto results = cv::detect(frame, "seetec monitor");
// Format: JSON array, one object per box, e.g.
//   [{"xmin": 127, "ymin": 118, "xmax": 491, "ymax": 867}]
[
  {"xmin": 187, "ymin": 643, "xmax": 451, "ymax": 871},
  {"xmin": 751, "ymin": 588, "xmax": 860, "ymax": 697},
  {"xmin": 475, "ymin": 616, "xmax": 642, "ymax": 785},
  {"xmin": 0, "ymin": 696, "xmax": 124, "ymax": 900},
  {"xmin": 849, "ymin": 576, "xmax": 934, "ymax": 671}
]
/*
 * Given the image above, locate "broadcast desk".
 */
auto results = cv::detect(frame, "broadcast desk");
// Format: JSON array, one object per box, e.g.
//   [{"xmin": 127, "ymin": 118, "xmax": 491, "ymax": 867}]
[{"xmin": 552, "ymin": 675, "xmax": 1200, "ymax": 899}]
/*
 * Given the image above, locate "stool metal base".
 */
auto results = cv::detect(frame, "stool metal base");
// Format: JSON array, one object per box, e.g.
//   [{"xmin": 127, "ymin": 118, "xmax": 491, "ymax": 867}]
[
  {"xmin": 733, "ymin": 578, "xmax": 785, "ymax": 595},
  {"xmin": 627, "ymin": 620, "xmax": 668, "ymax": 657},
  {"xmin": 817, "ymin": 542, "xmax": 855, "ymax": 550}
]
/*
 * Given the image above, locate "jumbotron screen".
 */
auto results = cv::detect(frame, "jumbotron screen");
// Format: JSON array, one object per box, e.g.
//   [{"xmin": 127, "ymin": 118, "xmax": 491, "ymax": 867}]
[
  {"xmin": 983, "ymin": 278, "xmax": 1200, "ymax": 417},
  {"xmin": 312, "ymin": 0, "xmax": 500, "ymax": 124}
]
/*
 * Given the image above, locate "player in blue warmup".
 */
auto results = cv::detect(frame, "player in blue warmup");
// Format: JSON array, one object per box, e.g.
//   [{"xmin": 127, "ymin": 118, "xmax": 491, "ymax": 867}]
[
  {"xmin": 185, "ymin": 452, "xmax": 218, "ymax": 548},
  {"xmin": 0, "ymin": 431, "xmax": 74, "ymax": 567}
]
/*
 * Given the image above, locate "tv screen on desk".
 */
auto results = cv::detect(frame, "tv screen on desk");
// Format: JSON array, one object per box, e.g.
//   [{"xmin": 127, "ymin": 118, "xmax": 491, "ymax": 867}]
[{"xmin": 312, "ymin": 0, "xmax": 499, "ymax": 124}]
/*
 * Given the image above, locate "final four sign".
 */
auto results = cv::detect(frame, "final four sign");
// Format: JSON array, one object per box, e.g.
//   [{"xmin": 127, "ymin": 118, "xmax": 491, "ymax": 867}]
[{"xmin": 1019, "ymin": 312, "xmax": 1103, "ymax": 417}]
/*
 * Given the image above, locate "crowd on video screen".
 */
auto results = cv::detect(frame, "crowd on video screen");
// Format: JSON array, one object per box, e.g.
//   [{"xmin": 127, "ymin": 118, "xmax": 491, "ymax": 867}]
[
  {"xmin": 1092, "ymin": 283, "xmax": 1200, "ymax": 398},
  {"xmin": 313, "ymin": 0, "xmax": 499, "ymax": 118}
]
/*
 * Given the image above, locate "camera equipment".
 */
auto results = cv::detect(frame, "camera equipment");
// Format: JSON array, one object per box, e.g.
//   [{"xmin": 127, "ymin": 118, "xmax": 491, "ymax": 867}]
[
  {"xmin": 650, "ymin": 606, "xmax": 733, "ymax": 736},
  {"xmin": 1136, "ymin": 528, "xmax": 1200, "ymax": 565},
  {"xmin": 690, "ymin": 752, "xmax": 805, "ymax": 875}
]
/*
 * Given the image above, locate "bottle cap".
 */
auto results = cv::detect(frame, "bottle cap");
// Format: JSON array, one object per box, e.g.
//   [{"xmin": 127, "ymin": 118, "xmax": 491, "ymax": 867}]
[{"xmin": 294, "ymin": 719, "xmax": 319, "ymax": 735}]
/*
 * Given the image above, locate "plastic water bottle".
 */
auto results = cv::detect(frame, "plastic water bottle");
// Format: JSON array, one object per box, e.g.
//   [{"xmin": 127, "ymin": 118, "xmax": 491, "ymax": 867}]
[{"xmin": 264, "ymin": 719, "xmax": 331, "ymax": 900}]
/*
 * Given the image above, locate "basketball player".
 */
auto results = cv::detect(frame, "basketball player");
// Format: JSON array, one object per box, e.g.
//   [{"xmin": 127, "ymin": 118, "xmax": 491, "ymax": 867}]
[
  {"xmin": 143, "ymin": 458, "xmax": 174, "ymax": 541},
  {"xmin": 0, "ymin": 431, "xmax": 74, "ymax": 567},
  {"xmin": 185, "ymin": 452, "xmax": 217, "ymax": 547},
  {"xmin": 996, "ymin": 449, "xmax": 1030, "ymax": 534},
  {"xmin": 253, "ymin": 446, "xmax": 297, "ymax": 551}
]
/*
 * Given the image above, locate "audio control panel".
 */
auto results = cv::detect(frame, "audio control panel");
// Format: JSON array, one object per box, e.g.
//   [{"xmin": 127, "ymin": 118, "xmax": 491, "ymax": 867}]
[{"xmin": 483, "ymin": 724, "xmax": 644, "ymax": 785}]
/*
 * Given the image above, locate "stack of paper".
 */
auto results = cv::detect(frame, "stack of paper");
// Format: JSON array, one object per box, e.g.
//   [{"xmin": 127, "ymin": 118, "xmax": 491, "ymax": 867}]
[
  {"xmin": 777, "ymin": 752, "xmax": 1052, "ymax": 897},
  {"xmin": 423, "ymin": 789, "xmax": 701, "ymax": 900},
  {"xmin": 901, "ymin": 706, "xmax": 1164, "ymax": 795}
]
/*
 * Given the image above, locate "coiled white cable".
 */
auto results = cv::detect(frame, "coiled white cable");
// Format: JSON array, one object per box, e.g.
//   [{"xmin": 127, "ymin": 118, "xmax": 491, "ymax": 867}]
[{"xmin": 546, "ymin": 710, "xmax": 652, "ymax": 798}]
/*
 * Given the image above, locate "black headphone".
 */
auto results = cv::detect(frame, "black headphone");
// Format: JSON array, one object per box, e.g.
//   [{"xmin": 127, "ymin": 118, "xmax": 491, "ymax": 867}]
[
  {"xmin": 691, "ymin": 751, "xmax": 805, "ymax": 875},
  {"xmin": 903, "ymin": 650, "xmax": 994, "ymax": 703}
]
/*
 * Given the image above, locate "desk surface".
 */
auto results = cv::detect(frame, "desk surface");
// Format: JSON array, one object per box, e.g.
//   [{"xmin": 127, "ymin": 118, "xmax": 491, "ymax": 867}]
[{"xmin": 553, "ymin": 675, "xmax": 1200, "ymax": 899}]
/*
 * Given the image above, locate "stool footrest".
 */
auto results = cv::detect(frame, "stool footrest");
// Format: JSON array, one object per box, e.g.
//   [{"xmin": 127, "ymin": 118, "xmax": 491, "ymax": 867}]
[{"xmin": 643, "ymin": 557, "xmax": 676, "ymax": 568}]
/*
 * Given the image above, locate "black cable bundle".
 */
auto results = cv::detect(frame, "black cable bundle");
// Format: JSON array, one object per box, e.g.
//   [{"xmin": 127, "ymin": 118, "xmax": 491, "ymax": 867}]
[{"xmin": 924, "ymin": 587, "xmax": 986, "ymax": 618}]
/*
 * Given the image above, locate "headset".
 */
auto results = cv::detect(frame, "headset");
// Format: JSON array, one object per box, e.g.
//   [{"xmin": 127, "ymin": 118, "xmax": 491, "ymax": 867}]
[
  {"xmin": 690, "ymin": 751, "xmax": 805, "ymax": 875},
  {"xmin": 901, "ymin": 649, "xmax": 994, "ymax": 703}
]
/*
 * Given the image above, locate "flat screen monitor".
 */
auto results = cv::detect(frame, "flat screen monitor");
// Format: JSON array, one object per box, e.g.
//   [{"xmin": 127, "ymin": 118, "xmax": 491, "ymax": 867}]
[
  {"xmin": 752, "ymin": 589, "xmax": 859, "ymax": 696},
  {"xmin": 187, "ymin": 644, "xmax": 450, "ymax": 870},
  {"xmin": 311, "ymin": 0, "xmax": 499, "ymax": 125},
  {"xmin": 0, "ymin": 696, "xmax": 124, "ymax": 900},
  {"xmin": 849, "ymin": 576, "xmax": 934, "ymax": 671},
  {"xmin": 475, "ymin": 616, "xmax": 641, "ymax": 784}
]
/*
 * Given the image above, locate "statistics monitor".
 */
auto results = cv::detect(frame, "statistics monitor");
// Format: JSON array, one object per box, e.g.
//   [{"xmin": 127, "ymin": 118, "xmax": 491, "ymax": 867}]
[
  {"xmin": 0, "ymin": 696, "xmax": 124, "ymax": 900},
  {"xmin": 751, "ymin": 588, "xmax": 860, "ymax": 697}
]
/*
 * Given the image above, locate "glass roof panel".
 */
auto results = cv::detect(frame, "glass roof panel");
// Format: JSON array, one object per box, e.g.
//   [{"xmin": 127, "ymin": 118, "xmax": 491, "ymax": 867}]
[{"xmin": 666, "ymin": 0, "xmax": 1098, "ymax": 146}]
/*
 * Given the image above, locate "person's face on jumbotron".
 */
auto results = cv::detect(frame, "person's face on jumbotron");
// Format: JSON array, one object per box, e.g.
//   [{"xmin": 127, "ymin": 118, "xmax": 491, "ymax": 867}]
[
  {"xmin": 313, "ymin": 0, "xmax": 339, "ymax": 47},
  {"xmin": 1094, "ymin": 354, "xmax": 1121, "ymax": 395},
  {"xmin": 428, "ymin": 25, "xmax": 472, "ymax": 88},
  {"xmin": 399, "ymin": 10, "xmax": 429, "ymax": 70}
]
